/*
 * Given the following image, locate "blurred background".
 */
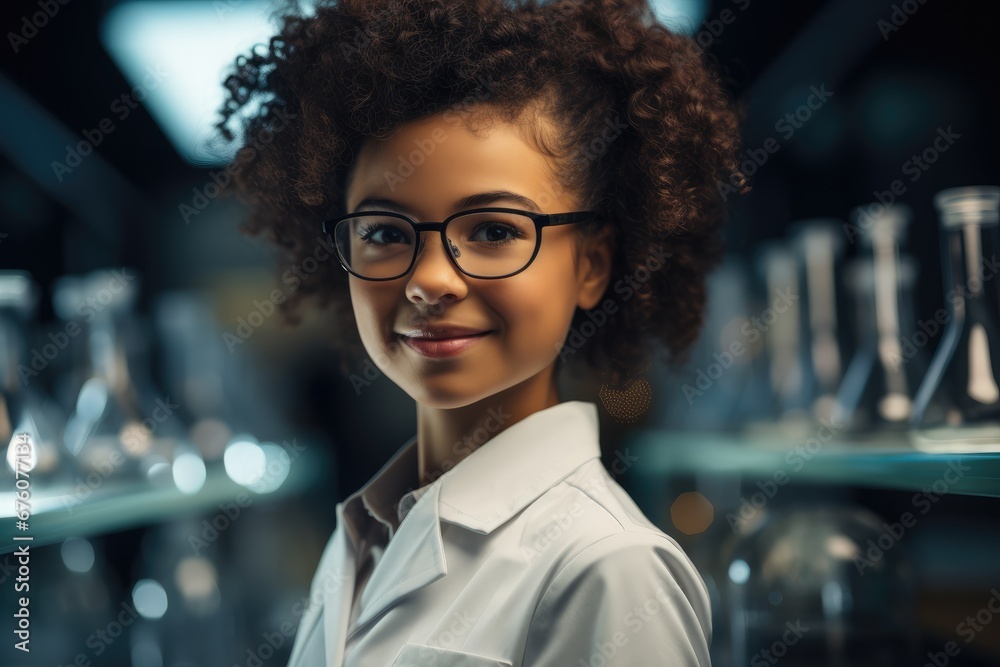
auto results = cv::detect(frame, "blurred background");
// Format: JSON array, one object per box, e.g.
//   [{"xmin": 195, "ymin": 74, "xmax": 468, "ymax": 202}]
[{"xmin": 1, "ymin": 0, "xmax": 999, "ymax": 665}]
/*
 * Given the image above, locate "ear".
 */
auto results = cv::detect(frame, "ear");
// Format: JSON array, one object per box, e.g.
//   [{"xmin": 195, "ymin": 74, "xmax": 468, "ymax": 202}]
[{"xmin": 576, "ymin": 223, "xmax": 616, "ymax": 311}]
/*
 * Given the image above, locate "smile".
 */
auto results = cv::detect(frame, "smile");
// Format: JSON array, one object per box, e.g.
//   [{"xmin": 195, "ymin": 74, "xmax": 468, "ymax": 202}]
[{"xmin": 399, "ymin": 331, "xmax": 492, "ymax": 358}]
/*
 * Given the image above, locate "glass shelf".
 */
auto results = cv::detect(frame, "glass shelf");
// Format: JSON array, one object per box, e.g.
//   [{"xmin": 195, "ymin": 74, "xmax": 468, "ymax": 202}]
[
  {"xmin": 0, "ymin": 445, "xmax": 329, "ymax": 554},
  {"xmin": 628, "ymin": 427, "xmax": 1000, "ymax": 499}
]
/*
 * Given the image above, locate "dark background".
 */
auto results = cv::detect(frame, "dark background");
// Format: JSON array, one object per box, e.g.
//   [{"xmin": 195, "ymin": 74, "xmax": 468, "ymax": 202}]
[{"xmin": 1, "ymin": 0, "xmax": 999, "ymax": 666}]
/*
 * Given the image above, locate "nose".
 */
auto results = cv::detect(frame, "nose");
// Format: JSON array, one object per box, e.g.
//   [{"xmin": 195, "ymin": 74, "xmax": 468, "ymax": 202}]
[{"xmin": 404, "ymin": 231, "xmax": 468, "ymax": 304}]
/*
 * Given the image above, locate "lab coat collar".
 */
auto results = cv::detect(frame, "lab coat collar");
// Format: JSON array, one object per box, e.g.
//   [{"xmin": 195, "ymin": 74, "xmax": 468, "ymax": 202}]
[
  {"xmin": 435, "ymin": 399, "xmax": 602, "ymax": 533},
  {"xmin": 341, "ymin": 431, "xmax": 420, "ymax": 550},
  {"xmin": 341, "ymin": 399, "xmax": 602, "ymax": 644}
]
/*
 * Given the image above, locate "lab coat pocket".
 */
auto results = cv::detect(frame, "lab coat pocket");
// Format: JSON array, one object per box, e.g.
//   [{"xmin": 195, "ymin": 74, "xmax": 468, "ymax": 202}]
[{"xmin": 391, "ymin": 642, "xmax": 513, "ymax": 667}]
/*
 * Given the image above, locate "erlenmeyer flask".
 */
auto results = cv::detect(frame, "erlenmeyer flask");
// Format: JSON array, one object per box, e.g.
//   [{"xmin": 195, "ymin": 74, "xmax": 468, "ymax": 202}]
[
  {"xmin": 0, "ymin": 271, "xmax": 67, "ymax": 482},
  {"xmin": 833, "ymin": 204, "xmax": 928, "ymax": 435},
  {"xmin": 57, "ymin": 269, "xmax": 191, "ymax": 486},
  {"xmin": 910, "ymin": 186, "xmax": 1000, "ymax": 451}
]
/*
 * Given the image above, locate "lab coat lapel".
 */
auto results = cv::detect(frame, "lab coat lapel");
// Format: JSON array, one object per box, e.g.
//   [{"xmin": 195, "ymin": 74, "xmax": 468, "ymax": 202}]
[
  {"xmin": 321, "ymin": 501, "xmax": 357, "ymax": 667},
  {"xmin": 349, "ymin": 481, "xmax": 448, "ymax": 637}
]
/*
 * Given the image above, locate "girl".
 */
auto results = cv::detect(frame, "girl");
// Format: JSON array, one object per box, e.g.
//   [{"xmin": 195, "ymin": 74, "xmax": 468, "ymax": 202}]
[{"xmin": 216, "ymin": 0, "xmax": 745, "ymax": 664}]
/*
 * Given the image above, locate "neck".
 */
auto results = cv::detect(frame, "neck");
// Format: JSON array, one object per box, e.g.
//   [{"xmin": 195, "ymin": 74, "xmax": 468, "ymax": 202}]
[{"xmin": 414, "ymin": 365, "xmax": 561, "ymax": 487}]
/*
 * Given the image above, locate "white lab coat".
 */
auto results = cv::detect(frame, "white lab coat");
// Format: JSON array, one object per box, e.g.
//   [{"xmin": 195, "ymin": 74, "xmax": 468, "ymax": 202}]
[{"xmin": 285, "ymin": 400, "xmax": 712, "ymax": 666}]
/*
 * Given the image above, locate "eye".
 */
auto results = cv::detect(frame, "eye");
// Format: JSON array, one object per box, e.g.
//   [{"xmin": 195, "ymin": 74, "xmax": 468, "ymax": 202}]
[
  {"xmin": 468, "ymin": 221, "xmax": 522, "ymax": 245},
  {"xmin": 357, "ymin": 222, "xmax": 411, "ymax": 245}
]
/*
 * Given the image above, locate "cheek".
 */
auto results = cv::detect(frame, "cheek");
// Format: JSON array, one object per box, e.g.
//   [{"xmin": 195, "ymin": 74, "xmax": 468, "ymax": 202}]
[
  {"xmin": 493, "ymin": 276, "xmax": 578, "ymax": 345},
  {"xmin": 349, "ymin": 282, "xmax": 391, "ymax": 342}
]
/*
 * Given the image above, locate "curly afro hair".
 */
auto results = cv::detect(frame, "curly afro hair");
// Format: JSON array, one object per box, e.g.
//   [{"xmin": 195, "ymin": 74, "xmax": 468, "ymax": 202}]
[{"xmin": 214, "ymin": 0, "xmax": 747, "ymax": 388}]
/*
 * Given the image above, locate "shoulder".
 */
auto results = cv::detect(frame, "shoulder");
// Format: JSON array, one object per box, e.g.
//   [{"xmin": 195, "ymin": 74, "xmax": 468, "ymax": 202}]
[
  {"xmin": 527, "ymin": 457, "xmax": 696, "ymax": 558},
  {"xmin": 540, "ymin": 529, "xmax": 710, "ymax": 620},
  {"xmin": 518, "ymin": 461, "xmax": 712, "ymax": 666}
]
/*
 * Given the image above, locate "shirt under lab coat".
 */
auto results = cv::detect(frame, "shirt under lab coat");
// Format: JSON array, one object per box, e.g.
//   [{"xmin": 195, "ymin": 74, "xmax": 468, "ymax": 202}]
[{"xmin": 285, "ymin": 400, "xmax": 712, "ymax": 667}]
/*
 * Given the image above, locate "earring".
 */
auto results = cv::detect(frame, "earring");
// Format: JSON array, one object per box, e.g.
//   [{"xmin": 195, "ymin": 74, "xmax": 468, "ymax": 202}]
[{"xmin": 599, "ymin": 369, "xmax": 653, "ymax": 424}]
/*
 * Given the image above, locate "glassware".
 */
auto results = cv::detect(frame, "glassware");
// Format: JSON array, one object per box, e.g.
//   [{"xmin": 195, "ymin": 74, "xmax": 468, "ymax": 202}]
[
  {"xmin": 154, "ymin": 292, "xmax": 235, "ymax": 465},
  {"xmin": 833, "ymin": 204, "xmax": 928, "ymax": 435},
  {"xmin": 56, "ymin": 269, "xmax": 191, "ymax": 487},
  {"xmin": 0, "ymin": 271, "xmax": 68, "ymax": 482},
  {"xmin": 788, "ymin": 219, "xmax": 847, "ymax": 427},
  {"xmin": 648, "ymin": 256, "xmax": 764, "ymax": 431},
  {"xmin": 910, "ymin": 186, "xmax": 1000, "ymax": 451},
  {"xmin": 725, "ymin": 505, "xmax": 920, "ymax": 667},
  {"xmin": 754, "ymin": 241, "xmax": 811, "ymax": 427}
]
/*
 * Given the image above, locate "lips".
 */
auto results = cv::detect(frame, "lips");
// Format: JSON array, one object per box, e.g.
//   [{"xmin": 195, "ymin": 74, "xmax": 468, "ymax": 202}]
[
  {"xmin": 397, "ymin": 328, "xmax": 493, "ymax": 358},
  {"xmin": 397, "ymin": 326, "xmax": 492, "ymax": 340}
]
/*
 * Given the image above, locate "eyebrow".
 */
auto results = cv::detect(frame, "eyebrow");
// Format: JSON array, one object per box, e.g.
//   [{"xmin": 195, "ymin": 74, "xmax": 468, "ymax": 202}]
[{"xmin": 351, "ymin": 190, "xmax": 542, "ymax": 216}]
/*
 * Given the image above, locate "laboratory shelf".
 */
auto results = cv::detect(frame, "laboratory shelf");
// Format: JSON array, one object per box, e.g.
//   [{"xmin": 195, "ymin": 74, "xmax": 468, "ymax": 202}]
[
  {"xmin": 0, "ymin": 446, "xmax": 328, "ymax": 554},
  {"xmin": 628, "ymin": 427, "xmax": 1000, "ymax": 499}
]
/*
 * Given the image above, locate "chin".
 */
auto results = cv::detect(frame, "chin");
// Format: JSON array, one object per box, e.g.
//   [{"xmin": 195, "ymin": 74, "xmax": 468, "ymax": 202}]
[{"xmin": 406, "ymin": 380, "xmax": 497, "ymax": 411}]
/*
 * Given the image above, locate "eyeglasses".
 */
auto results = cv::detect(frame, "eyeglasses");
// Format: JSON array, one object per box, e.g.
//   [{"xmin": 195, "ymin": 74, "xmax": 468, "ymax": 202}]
[{"xmin": 322, "ymin": 207, "xmax": 599, "ymax": 281}]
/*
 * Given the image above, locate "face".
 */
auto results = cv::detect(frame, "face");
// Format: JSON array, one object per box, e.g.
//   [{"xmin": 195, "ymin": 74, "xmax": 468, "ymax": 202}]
[{"xmin": 343, "ymin": 106, "xmax": 611, "ymax": 409}]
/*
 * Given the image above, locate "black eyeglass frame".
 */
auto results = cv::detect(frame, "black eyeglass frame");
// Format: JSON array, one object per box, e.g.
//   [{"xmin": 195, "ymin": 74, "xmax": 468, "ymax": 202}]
[{"xmin": 322, "ymin": 207, "xmax": 601, "ymax": 281}]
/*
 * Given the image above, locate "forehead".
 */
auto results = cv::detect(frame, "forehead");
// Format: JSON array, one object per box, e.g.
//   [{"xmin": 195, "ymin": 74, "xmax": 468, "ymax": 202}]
[{"xmin": 344, "ymin": 109, "xmax": 571, "ymax": 216}]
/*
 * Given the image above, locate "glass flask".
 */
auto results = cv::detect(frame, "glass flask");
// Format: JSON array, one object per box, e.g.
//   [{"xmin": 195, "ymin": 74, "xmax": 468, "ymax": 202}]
[
  {"xmin": 0, "ymin": 271, "xmax": 68, "ymax": 483},
  {"xmin": 56, "ymin": 269, "xmax": 192, "ymax": 486},
  {"xmin": 649, "ymin": 256, "xmax": 764, "ymax": 431},
  {"xmin": 788, "ymin": 219, "xmax": 847, "ymax": 427},
  {"xmin": 910, "ymin": 186, "xmax": 1000, "ymax": 451},
  {"xmin": 751, "ymin": 241, "xmax": 811, "ymax": 429},
  {"xmin": 833, "ymin": 204, "xmax": 928, "ymax": 435},
  {"xmin": 725, "ymin": 505, "xmax": 919, "ymax": 667}
]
